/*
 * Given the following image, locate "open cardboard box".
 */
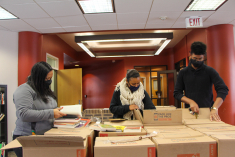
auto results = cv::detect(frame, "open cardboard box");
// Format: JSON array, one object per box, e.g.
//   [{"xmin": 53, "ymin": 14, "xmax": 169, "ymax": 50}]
[
  {"xmin": 1, "ymin": 135, "xmax": 87, "ymax": 157},
  {"xmin": 99, "ymin": 128, "xmax": 147, "ymax": 137},
  {"xmin": 45, "ymin": 127, "xmax": 94, "ymax": 157},
  {"xmin": 134, "ymin": 108, "xmax": 182, "ymax": 126},
  {"xmin": 94, "ymin": 136, "xmax": 155, "ymax": 157},
  {"xmin": 104, "ymin": 120, "xmax": 143, "ymax": 128},
  {"xmin": 144, "ymin": 125, "xmax": 187, "ymax": 130},
  {"xmin": 182, "ymin": 108, "xmax": 210, "ymax": 119},
  {"xmin": 145, "ymin": 127, "xmax": 196, "ymax": 134},
  {"xmin": 152, "ymin": 131, "xmax": 217, "ymax": 157},
  {"xmin": 187, "ymin": 124, "xmax": 235, "ymax": 132}
]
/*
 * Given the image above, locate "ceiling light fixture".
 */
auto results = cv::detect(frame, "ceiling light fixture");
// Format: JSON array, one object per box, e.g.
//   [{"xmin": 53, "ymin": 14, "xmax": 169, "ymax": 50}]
[
  {"xmin": 77, "ymin": 43, "xmax": 95, "ymax": 57},
  {"xmin": 75, "ymin": 65, "xmax": 79, "ymax": 66},
  {"xmin": 155, "ymin": 40, "xmax": 171, "ymax": 55},
  {"xmin": 0, "ymin": 6, "xmax": 18, "ymax": 20},
  {"xmin": 77, "ymin": 0, "xmax": 114, "ymax": 14},
  {"xmin": 185, "ymin": 0, "xmax": 227, "ymax": 11},
  {"xmin": 96, "ymin": 54, "xmax": 155, "ymax": 58},
  {"xmin": 83, "ymin": 38, "xmax": 167, "ymax": 43}
]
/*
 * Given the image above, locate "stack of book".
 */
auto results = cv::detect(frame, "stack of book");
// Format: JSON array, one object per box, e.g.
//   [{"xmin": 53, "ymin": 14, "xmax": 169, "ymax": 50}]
[{"xmin": 54, "ymin": 118, "xmax": 81, "ymax": 128}]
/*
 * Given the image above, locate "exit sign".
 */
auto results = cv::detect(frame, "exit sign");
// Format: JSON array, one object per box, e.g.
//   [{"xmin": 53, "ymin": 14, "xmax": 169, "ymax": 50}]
[{"xmin": 185, "ymin": 16, "xmax": 203, "ymax": 28}]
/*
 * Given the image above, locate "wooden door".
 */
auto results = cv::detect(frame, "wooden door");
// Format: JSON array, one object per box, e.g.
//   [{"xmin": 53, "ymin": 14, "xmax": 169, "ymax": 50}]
[{"xmin": 57, "ymin": 68, "xmax": 82, "ymax": 107}]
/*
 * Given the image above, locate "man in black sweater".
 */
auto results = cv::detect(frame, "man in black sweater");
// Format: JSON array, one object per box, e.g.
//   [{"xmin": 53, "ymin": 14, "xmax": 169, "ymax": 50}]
[{"xmin": 174, "ymin": 41, "xmax": 228, "ymax": 121}]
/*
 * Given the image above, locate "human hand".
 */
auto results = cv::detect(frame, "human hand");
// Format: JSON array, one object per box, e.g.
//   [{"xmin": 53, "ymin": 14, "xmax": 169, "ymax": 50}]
[
  {"xmin": 53, "ymin": 107, "xmax": 67, "ymax": 119},
  {"xmin": 129, "ymin": 104, "xmax": 139, "ymax": 110},
  {"xmin": 210, "ymin": 109, "xmax": 221, "ymax": 121},
  {"xmin": 189, "ymin": 101, "xmax": 199, "ymax": 113}
]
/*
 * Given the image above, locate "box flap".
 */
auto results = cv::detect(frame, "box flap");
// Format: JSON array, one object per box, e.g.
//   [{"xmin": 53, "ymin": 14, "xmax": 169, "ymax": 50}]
[
  {"xmin": 133, "ymin": 109, "xmax": 144, "ymax": 124},
  {"xmin": 154, "ymin": 131, "xmax": 204, "ymax": 139},
  {"xmin": 187, "ymin": 123, "xmax": 233, "ymax": 129},
  {"xmin": 44, "ymin": 128, "xmax": 91, "ymax": 139},
  {"xmin": 1, "ymin": 139, "xmax": 22, "ymax": 150},
  {"xmin": 17, "ymin": 135, "xmax": 84, "ymax": 148},
  {"xmin": 211, "ymin": 133, "xmax": 235, "ymax": 139},
  {"xmin": 95, "ymin": 136, "xmax": 154, "ymax": 147},
  {"xmin": 182, "ymin": 108, "xmax": 210, "ymax": 119},
  {"xmin": 145, "ymin": 128, "xmax": 195, "ymax": 134},
  {"xmin": 144, "ymin": 125, "xmax": 186, "ymax": 129},
  {"xmin": 183, "ymin": 119, "xmax": 225, "ymax": 125},
  {"xmin": 155, "ymin": 106, "xmax": 176, "ymax": 110}
]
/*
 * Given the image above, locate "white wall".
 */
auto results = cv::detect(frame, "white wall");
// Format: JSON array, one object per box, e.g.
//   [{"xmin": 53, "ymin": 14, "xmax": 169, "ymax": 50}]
[{"xmin": 0, "ymin": 30, "xmax": 18, "ymax": 143}]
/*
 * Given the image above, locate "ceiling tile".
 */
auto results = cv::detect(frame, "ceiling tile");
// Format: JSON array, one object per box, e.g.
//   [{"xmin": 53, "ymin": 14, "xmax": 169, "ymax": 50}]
[
  {"xmin": 34, "ymin": 0, "xmax": 72, "ymax": 2},
  {"xmin": 37, "ymin": 27, "xmax": 66, "ymax": 33},
  {"xmin": 1, "ymin": 3, "xmax": 50, "ymax": 19},
  {"xmin": 54, "ymin": 15, "xmax": 88, "ymax": 27},
  {"xmin": 91, "ymin": 24, "xmax": 118, "ymax": 31},
  {"xmin": 0, "ymin": 19, "xmax": 39, "ymax": 32},
  {"xmin": 0, "ymin": 25, "xmax": 10, "ymax": 31},
  {"xmin": 145, "ymin": 23, "xmax": 174, "ymax": 29},
  {"xmin": 151, "ymin": 0, "xmax": 191, "ymax": 12},
  {"xmin": 117, "ymin": 12, "xmax": 149, "ymax": 24},
  {"xmin": 115, "ymin": 0, "xmax": 153, "ymax": 13},
  {"xmin": 230, "ymin": 20, "xmax": 235, "ymax": 25},
  {"xmin": 84, "ymin": 13, "xmax": 117, "ymax": 26},
  {"xmin": 204, "ymin": 11, "xmax": 235, "ymax": 25},
  {"xmin": 177, "ymin": 11, "xmax": 215, "ymax": 22},
  {"xmin": 37, "ymin": 0, "xmax": 83, "ymax": 17},
  {"xmin": 0, "ymin": 0, "xmax": 34, "ymax": 5},
  {"xmin": 63, "ymin": 26, "xmax": 91, "ymax": 32},
  {"xmin": 217, "ymin": 0, "xmax": 235, "ymax": 11},
  {"xmin": 118, "ymin": 23, "xmax": 146, "ymax": 29},
  {"xmin": 171, "ymin": 22, "xmax": 187, "ymax": 28},
  {"xmin": 147, "ymin": 11, "xmax": 182, "ymax": 24},
  {"xmin": 24, "ymin": 18, "xmax": 62, "ymax": 29}
]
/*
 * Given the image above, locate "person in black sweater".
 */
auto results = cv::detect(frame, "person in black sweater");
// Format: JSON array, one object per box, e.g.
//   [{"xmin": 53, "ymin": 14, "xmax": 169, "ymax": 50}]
[
  {"xmin": 110, "ymin": 69, "xmax": 155, "ymax": 120},
  {"xmin": 174, "ymin": 41, "xmax": 228, "ymax": 121}
]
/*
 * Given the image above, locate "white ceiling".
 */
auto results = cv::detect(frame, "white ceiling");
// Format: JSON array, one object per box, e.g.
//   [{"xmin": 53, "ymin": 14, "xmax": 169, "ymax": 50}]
[{"xmin": 0, "ymin": 0, "xmax": 234, "ymax": 52}]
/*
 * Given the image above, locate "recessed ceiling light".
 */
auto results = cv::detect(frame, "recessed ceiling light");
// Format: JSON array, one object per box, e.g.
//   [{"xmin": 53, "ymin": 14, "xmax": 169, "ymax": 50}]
[
  {"xmin": 75, "ymin": 65, "xmax": 79, "ymax": 66},
  {"xmin": 155, "ymin": 40, "xmax": 171, "ymax": 55},
  {"xmin": 77, "ymin": 43, "xmax": 95, "ymax": 57},
  {"xmin": 185, "ymin": 0, "xmax": 227, "ymax": 11},
  {"xmin": 0, "ymin": 6, "xmax": 18, "ymax": 20},
  {"xmin": 77, "ymin": 0, "xmax": 114, "ymax": 14},
  {"xmin": 96, "ymin": 54, "xmax": 154, "ymax": 58}
]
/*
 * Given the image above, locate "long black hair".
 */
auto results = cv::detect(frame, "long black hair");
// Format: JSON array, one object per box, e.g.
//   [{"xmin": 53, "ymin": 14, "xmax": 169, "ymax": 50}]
[{"xmin": 27, "ymin": 61, "xmax": 56, "ymax": 103}]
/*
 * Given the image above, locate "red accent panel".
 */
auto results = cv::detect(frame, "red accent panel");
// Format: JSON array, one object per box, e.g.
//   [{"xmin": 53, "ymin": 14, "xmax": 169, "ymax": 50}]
[
  {"xmin": 18, "ymin": 32, "xmax": 42, "ymax": 86},
  {"xmin": 207, "ymin": 24, "xmax": 235, "ymax": 125}
]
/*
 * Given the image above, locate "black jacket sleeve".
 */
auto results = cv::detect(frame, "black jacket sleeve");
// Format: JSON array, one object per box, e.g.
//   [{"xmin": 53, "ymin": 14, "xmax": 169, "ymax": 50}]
[
  {"xmin": 209, "ymin": 68, "xmax": 229, "ymax": 100},
  {"xmin": 143, "ymin": 90, "xmax": 155, "ymax": 109},
  {"xmin": 174, "ymin": 70, "xmax": 185, "ymax": 101},
  {"xmin": 109, "ymin": 90, "xmax": 130, "ymax": 118}
]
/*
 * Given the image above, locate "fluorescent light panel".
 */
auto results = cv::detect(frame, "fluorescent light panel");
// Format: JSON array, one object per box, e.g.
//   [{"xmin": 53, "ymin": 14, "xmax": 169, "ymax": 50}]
[
  {"xmin": 155, "ymin": 40, "xmax": 171, "ymax": 55},
  {"xmin": 83, "ymin": 38, "xmax": 166, "ymax": 43},
  {"xmin": 78, "ymin": 0, "xmax": 114, "ymax": 14},
  {"xmin": 186, "ymin": 0, "xmax": 227, "ymax": 11},
  {"xmin": 0, "ymin": 6, "xmax": 17, "ymax": 20},
  {"xmin": 96, "ymin": 54, "xmax": 154, "ymax": 58},
  {"xmin": 77, "ymin": 43, "xmax": 95, "ymax": 57}
]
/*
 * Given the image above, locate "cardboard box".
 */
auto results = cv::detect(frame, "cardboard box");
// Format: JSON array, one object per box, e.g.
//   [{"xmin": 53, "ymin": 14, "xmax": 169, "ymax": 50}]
[
  {"xmin": 182, "ymin": 108, "xmax": 210, "ymax": 119},
  {"xmin": 144, "ymin": 125, "xmax": 187, "ymax": 130},
  {"xmin": 209, "ymin": 132, "xmax": 235, "ymax": 157},
  {"xmin": 187, "ymin": 123, "xmax": 233, "ymax": 129},
  {"xmin": 94, "ymin": 136, "xmax": 156, "ymax": 157},
  {"xmin": 143, "ymin": 109, "xmax": 182, "ymax": 126},
  {"xmin": 99, "ymin": 128, "xmax": 147, "ymax": 137},
  {"xmin": 1, "ymin": 135, "xmax": 87, "ymax": 157},
  {"xmin": 104, "ymin": 120, "xmax": 143, "ymax": 128},
  {"xmin": 45, "ymin": 128, "xmax": 94, "ymax": 157},
  {"xmin": 152, "ymin": 132, "xmax": 217, "ymax": 157},
  {"xmin": 183, "ymin": 119, "xmax": 225, "ymax": 125}
]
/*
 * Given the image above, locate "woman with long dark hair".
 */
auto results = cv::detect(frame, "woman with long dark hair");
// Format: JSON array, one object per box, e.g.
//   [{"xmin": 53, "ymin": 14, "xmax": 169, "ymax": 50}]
[{"xmin": 12, "ymin": 61, "xmax": 66, "ymax": 157}]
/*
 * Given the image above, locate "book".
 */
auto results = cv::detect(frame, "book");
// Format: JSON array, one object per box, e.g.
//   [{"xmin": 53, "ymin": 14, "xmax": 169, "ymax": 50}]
[
  {"xmin": 80, "ymin": 119, "xmax": 91, "ymax": 127},
  {"xmin": 98, "ymin": 124, "xmax": 116, "ymax": 132},
  {"xmin": 0, "ymin": 113, "xmax": 5, "ymax": 121},
  {"xmin": 60, "ymin": 105, "xmax": 82, "ymax": 117},
  {"xmin": 109, "ymin": 118, "xmax": 126, "ymax": 122},
  {"xmin": 123, "ymin": 127, "xmax": 141, "ymax": 132},
  {"xmin": 54, "ymin": 122, "xmax": 80, "ymax": 128},
  {"xmin": 54, "ymin": 118, "xmax": 80, "ymax": 123}
]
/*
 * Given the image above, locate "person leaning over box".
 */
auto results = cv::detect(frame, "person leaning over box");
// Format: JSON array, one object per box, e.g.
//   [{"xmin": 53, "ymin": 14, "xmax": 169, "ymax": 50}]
[
  {"xmin": 12, "ymin": 61, "xmax": 66, "ymax": 157},
  {"xmin": 109, "ymin": 69, "xmax": 155, "ymax": 120},
  {"xmin": 174, "ymin": 41, "xmax": 229, "ymax": 122}
]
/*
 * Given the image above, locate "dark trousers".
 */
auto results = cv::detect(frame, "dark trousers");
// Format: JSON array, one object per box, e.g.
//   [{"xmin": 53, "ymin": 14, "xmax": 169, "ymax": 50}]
[{"xmin": 13, "ymin": 135, "xmax": 22, "ymax": 157}]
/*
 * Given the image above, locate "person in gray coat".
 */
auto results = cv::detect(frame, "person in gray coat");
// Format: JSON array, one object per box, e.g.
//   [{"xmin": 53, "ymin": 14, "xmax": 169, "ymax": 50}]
[{"xmin": 12, "ymin": 61, "xmax": 66, "ymax": 157}]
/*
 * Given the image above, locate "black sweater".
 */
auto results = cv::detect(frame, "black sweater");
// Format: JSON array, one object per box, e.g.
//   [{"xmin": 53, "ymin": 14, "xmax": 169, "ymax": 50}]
[
  {"xmin": 174, "ymin": 64, "xmax": 229, "ymax": 108},
  {"xmin": 109, "ymin": 88, "xmax": 155, "ymax": 118}
]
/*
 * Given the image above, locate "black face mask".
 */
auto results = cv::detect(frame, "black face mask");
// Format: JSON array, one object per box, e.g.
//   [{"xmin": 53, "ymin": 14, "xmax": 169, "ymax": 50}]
[
  {"xmin": 190, "ymin": 59, "xmax": 204, "ymax": 68},
  {"xmin": 45, "ymin": 79, "xmax": 52, "ymax": 87}
]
